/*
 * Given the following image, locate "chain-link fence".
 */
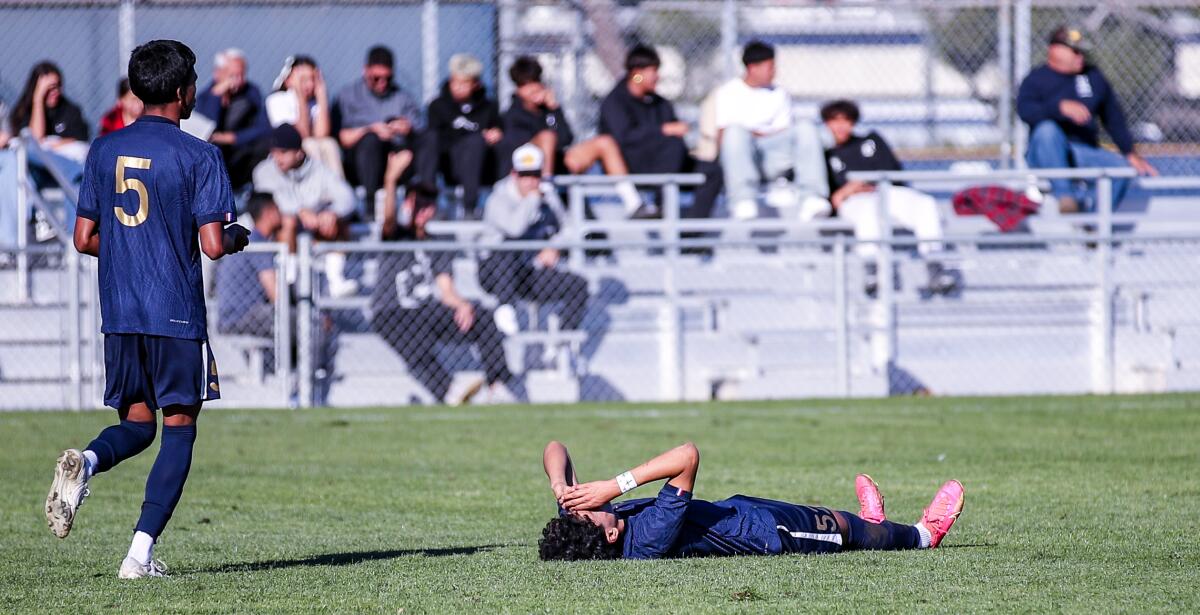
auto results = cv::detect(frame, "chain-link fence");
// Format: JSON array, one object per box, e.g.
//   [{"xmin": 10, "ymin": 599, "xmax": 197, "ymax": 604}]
[
  {"xmin": 3, "ymin": 1, "xmax": 1199, "ymax": 166},
  {"xmin": 5, "ymin": 229, "xmax": 1200, "ymax": 409}
]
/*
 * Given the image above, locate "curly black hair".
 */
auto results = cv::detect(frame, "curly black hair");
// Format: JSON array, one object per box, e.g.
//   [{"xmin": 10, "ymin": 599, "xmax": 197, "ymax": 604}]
[{"xmin": 538, "ymin": 516, "xmax": 622, "ymax": 561}]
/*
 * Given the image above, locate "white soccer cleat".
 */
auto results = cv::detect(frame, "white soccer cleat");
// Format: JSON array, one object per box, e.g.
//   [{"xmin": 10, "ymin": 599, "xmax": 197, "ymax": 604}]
[
  {"xmin": 118, "ymin": 557, "xmax": 169, "ymax": 579},
  {"xmin": 444, "ymin": 374, "xmax": 486, "ymax": 407},
  {"xmin": 45, "ymin": 449, "xmax": 90, "ymax": 539}
]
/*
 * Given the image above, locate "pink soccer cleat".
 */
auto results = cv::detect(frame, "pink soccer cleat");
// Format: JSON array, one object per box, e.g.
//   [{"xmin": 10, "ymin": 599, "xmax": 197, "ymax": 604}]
[
  {"xmin": 855, "ymin": 474, "xmax": 886, "ymax": 524},
  {"xmin": 919, "ymin": 480, "xmax": 965, "ymax": 548}
]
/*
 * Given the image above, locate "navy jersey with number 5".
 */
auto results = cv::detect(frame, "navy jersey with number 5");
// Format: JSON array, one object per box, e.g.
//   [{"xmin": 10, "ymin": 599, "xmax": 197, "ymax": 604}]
[{"xmin": 77, "ymin": 115, "xmax": 236, "ymax": 340}]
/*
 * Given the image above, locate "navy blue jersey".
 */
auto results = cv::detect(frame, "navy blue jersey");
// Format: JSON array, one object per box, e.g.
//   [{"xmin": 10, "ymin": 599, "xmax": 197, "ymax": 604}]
[{"xmin": 77, "ymin": 115, "xmax": 236, "ymax": 340}]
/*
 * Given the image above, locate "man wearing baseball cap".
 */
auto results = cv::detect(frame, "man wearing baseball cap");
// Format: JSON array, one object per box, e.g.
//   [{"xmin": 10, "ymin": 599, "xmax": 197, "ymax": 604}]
[
  {"xmin": 478, "ymin": 144, "xmax": 589, "ymax": 340},
  {"xmin": 1017, "ymin": 25, "xmax": 1156, "ymax": 213}
]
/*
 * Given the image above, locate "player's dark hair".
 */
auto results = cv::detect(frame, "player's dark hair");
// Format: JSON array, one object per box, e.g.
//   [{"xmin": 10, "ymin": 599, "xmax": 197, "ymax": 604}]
[
  {"xmin": 625, "ymin": 44, "xmax": 661, "ymax": 72},
  {"xmin": 509, "ymin": 56, "xmax": 543, "ymax": 87},
  {"xmin": 12, "ymin": 61, "xmax": 63, "ymax": 131},
  {"xmin": 820, "ymin": 99, "xmax": 860, "ymax": 124},
  {"xmin": 128, "ymin": 40, "xmax": 197, "ymax": 106},
  {"xmin": 366, "ymin": 45, "xmax": 394, "ymax": 69},
  {"xmin": 742, "ymin": 40, "xmax": 775, "ymax": 67},
  {"xmin": 117, "ymin": 77, "xmax": 131, "ymax": 98},
  {"xmin": 245, "ymin": 192, "xmax": 277, "ymax": 222},
  {"xmin": 538, "ymin": 516, "xmax": 622, "ymax": 561}
]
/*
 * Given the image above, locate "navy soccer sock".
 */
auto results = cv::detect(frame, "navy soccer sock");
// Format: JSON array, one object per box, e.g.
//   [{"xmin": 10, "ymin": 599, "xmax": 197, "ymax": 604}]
[
  {"xmin": 134, "ymin": 424, "xmax": 197, "ymax": 538},
  {"xmin": 840, "ymin": 511, "xmax": 922, "ymax": 551},
  {"xmin": 84, "ymin": 419, "xmax": 157, "ymax": 474}
]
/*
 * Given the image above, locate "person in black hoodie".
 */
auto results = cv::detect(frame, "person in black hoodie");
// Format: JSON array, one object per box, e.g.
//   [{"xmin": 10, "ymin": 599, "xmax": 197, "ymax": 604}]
[
  {"xmin": 497, "ymin": 56, "xmax": 644, "ymax": 216},
  {"xmin": 421, "ymin": 54, "xmax": 503, "ymax": 217},
  {"xmin": 599, "ymin": 44, "xmax": 722, "ymax": 219},
  {"xmin": 1017, "ymin": 25, "xmax": 1157, "ymax": 212}
]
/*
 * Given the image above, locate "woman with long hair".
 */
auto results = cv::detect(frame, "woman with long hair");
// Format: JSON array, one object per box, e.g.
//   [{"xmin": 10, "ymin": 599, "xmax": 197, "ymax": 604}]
[{"xmin": 12, "ymin": 61, "xmax": 89, "ymax": 161}]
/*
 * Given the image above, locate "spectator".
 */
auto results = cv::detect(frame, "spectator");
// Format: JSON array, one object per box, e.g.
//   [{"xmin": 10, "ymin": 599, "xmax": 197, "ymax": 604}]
[
  {"xmin": 1018, "ymin": 25, "xmax": 1157, "ymax": 212},
  {"xmin": 11, "ymin": 61, "xmax": 89, "ymax": 163},
  {"xmin": 99, "ymin": 78, "xmax": 143, "ymax": 136},
  {"xmin": 371, "ymin": 184, "xmax": 521, "ymax": 405},
  {"xmin": 599, "ymin": 44, "xmax": 722, "ymax": 219},
  {"xmin": 252, "ymin": 123, "xmax": 358, "ymax": 297},
  {"xmin": 335, "ymin": 45, "xmax": 424, "ymax": 217},
  {"xmin": 713, "ymin": 41, "xmax": 828, "ymax": 219},
  {"xmin": 479, "ymin": 144, "xmax": 589, "ymax": 336},
  {"xmin": 10, "ymin": 62, "xmax": 87, "ymax": 236},
  {"xmin": 498, "ymin": 56, "xmax": 644, "ymax": 216},
  {"xmin": 195, "ymin": 48, "xmax": 271, "ymax": 189},
  {"xmin": 1, "ymin": 100, "xmax": 16, "ymax": 249},
  {"xmin": 421, "ymin": 53, "xmax": 502, "ymax": 218},
  {"xmin": 265, "ymin": 55, "xmax": 342, "ymax": 177},
  {"xmin": 217, "ymin": 193, "xmax": 282, "ymax": 337},
  {"xmin": 819, "ymin": 100, "xmax": 958, "ymax": 296}
]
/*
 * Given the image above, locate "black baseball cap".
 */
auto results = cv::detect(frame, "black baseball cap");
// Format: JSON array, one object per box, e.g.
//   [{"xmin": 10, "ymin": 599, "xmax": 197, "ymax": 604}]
[
  {"xmin": 270, "ymin": 123, "xmax": 303, "ymax": 150},
  {"xmin": 1049, "ymin": 25, "xmax": 1092, "ymax": 54}
]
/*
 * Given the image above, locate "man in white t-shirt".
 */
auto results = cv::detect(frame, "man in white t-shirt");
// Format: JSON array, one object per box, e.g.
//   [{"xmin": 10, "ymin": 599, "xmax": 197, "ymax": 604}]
[{"xmin": 714, "ymin": 41, "xmax": 828, "ymax": 219}]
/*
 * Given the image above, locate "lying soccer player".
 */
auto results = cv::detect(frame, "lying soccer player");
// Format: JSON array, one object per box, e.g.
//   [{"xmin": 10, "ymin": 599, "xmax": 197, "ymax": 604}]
[{"xmin": 539, "ymin": 441, "xmax": 963, "ymax": 560}]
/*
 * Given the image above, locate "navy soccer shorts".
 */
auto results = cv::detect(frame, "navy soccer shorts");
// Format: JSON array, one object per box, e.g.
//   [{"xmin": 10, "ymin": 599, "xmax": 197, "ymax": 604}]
[
  {"xmin": 733, "ymin": 496, "xmax": 845, "ymax": 555},
  {"xmin": 103, "ymin": 334, "xmax": 220, "ymax": 410}
]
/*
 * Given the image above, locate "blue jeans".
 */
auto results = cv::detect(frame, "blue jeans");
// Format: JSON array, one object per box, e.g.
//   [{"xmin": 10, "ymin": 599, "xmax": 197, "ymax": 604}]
[
  {"xmin": 1026, "ymin": 120, "xmax": 1131, "ymax": 211},
  {"xmin": 0, "ymin": 150, "xmax": 17, "ymax": 248},
  {"xmin": 719, "ymin": 122, "xmax": 829, "ymax": 205}
]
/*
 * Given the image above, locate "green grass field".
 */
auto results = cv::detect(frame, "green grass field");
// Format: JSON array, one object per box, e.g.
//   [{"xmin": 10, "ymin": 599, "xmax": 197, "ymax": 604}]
[{"xmin": 2, "ymin": 395, "xmax": 1198, "ymax": 613}]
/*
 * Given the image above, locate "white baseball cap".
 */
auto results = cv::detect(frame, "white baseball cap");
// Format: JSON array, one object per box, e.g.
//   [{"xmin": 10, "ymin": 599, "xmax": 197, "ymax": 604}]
[{"xmin": 512, "ymin": 143, "xmax": 544, "ymax": 175}]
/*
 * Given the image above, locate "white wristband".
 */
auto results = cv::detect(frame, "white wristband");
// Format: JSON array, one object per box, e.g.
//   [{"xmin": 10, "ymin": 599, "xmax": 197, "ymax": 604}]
[{"xmin": 615, "ymin": 471, "xmax": 638, "ymax": 494}]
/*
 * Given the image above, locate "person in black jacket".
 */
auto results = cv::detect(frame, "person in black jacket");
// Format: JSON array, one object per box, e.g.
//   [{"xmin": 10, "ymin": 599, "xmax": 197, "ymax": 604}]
[
  {"xmin": 598, "ymin": 45, "xmax": 722, "ymax": 219},
  {"xmin": 420, "ymin": 54, "xmax": 503, "ymax": 217},
  {"xmin": 497, "ymin": 56, "xmax": 644, "ymax": 216},
  {"xmin": 1017, "ymin": 25, "xmax": 1157, "ymax": 212}
]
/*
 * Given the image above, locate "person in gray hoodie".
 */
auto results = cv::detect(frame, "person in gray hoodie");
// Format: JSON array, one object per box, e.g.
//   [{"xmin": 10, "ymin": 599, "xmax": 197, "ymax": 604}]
[{"xmin": 478, "ymin": 144, "xmax": 589, "ymax": 336}]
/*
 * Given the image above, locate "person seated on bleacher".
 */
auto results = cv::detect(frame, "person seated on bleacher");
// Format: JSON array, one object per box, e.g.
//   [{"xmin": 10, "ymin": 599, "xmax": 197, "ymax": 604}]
[
  {"xmin": 217, "ymin": 193, "xmax": 282, "ymax": 337},
  {"xmin": 479, "ymin": 144, "xmax": 589, "ymax": 337},
  {"xmin": 265, "ymin": 55, "xmax": 343, "ymax": 178},
  {"xmin": 712, "ymin": 41, "xmax": 828, "ymax": 220},
  {"xmin": 370, "ymin": 184, "xmax": 521, "ymax": 406},
  {"xmin": 497, "ymin": 56, "xmax": 644, "ymax": 217},
  {"xmin": 818, "ymin": 100, "xmax": 959, "ymax": 296},
  {"xmin": 599, "ymin": 44, "xmax": 722, "ymax": 219},
  {"xmin": 1017, "ymin": 25, "xmax": 1157, "ymax": 213},
  {"xmin": 420, "ymin": 53, "xmax": 502, "ymax": 219},
  {"xmin": 252, "ymin": 123, "xmax": 358, "ymax": 297},
  {"xmin": 196, "ymin": 49, "xmax": 272, "ymax": 190},
  {"xmin": 335, "ymin": 45, "xmax": 425, "ymax": 218},
  {"xmin": 99, "ymin": 78, "xmax": 143, "ymax": 136}
]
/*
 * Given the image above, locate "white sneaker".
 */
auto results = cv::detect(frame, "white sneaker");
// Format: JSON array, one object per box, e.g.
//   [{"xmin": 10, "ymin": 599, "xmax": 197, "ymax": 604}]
[
  {"xmin": 731, "ymin": 199, "xmax": 758, "ymax": 220},
  {"xmin": 327, "ymin": 276, "xmax": 360, "ymax": 298},
  {"xmin": 478, "ymin": 382, "xmax": 518, "ymax": 405},
  {"xmin": 118, "ymin": 557, "xmax": 168, "ymax": 579},
  {"xmin": 765, "ymin": 180, "xmax": 799, "ymax": 209},
  {"xmin": 444, "ymin": 374, "xmax": 486, "ymax": 406},
  {"xmin": 46, "ymin": 449, "xmax": 89, "ymax": 539},
  {"xmin": 493, "ymin": 304, "xmax": 519, "ymax": 336}
]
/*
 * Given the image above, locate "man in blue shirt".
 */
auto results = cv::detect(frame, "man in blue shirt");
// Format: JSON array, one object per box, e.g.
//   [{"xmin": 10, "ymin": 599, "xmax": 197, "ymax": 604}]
[
  {"xmin": 44, "ymin": 39, "xmax": 250, "ymax": 580},
  {"xmin": 539, "ymin": 441, "xmax": 964, "ymax": 560},
  {"xmin": 1017, "ymin": 25, "xmax": 1158, "ymax": 212}
]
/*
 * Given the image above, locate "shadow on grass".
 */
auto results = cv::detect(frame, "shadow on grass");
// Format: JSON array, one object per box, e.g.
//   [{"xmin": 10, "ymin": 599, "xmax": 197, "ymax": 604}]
[{"xmin": 196, "ymin": 544, "xmax": 514, "ymax": 574}]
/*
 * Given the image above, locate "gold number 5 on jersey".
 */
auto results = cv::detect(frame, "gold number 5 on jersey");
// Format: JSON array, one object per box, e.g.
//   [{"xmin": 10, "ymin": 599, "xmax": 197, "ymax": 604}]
[{"xmin": 114, "ymin": 156, "xmax": 152, "ymax": 227}]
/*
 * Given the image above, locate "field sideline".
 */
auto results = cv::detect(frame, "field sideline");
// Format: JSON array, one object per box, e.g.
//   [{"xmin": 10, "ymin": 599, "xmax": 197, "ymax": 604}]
[{"xmin": 1, "ymin": 395, "xmax": 1197, "ymax": 613}]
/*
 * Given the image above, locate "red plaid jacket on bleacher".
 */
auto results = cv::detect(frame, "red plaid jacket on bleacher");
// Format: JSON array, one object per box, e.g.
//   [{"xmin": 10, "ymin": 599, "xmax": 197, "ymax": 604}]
[{"xmin": 951, "ymin": 185, "xmax": 1040, "ymax": 232}]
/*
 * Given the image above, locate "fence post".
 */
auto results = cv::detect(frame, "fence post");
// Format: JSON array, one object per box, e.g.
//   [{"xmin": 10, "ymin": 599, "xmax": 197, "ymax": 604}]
[
  {"xmin": 275, "ymin": 245, "xmax": 293, "ymax": 408},
  {"xmin": 659, "ymin": 240, "xmax": 684, "ymax": 402},
  {"xmin": 67, "ymin": 249, "xmax": 82, "ymax": 411},
  {"xmin": 997, "ymin": 0, "xmax": 1013, "ymax": 169},
  {"xmin": 422, "ymin": 0, "xmax": 439, "ymax": 104},
  {"xmin": 720, "ymin": 0, "xmax": 738, "ymax": 81},
  {"xmin": 568, "ymin": 185, "xmax": 586, "ymax": 269},
  {"xmin": 664, "ymin": 179, "xmax": 680, "ymax": 258},
  {"xmin": 14, "ymin": 138, "xmax": 29, "ymax": 303},
  {"xmin": 1095, "ymin": 175, "xmax": 1115, "ymax": 393},
  {"xmin": 497, "ymin": 0, "xmax": 518, "ymax": 105},
  {"xmin": 1013, "ymin": 0, "xmax": 1032, "ymax": 168},
  {"xmin": 834, "ymin": 234, "xmax": 849, "ymax": 398},
  {"xmin": 874, "ymin": 180, "xmax": 896, "ymax": 375},
  {"xmin": 118, "ymin": 0, "xmax": 136, "ymax": 77},
  {"xmin": 296, "ymin": 234, "xmax": 314, "ymax": 408}
]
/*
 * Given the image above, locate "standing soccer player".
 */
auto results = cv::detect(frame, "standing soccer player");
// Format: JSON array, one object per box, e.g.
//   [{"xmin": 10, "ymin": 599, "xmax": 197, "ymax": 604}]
[{"xmin": 44, "ymin": 40, "xmax": 249, "ymax": 579}]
